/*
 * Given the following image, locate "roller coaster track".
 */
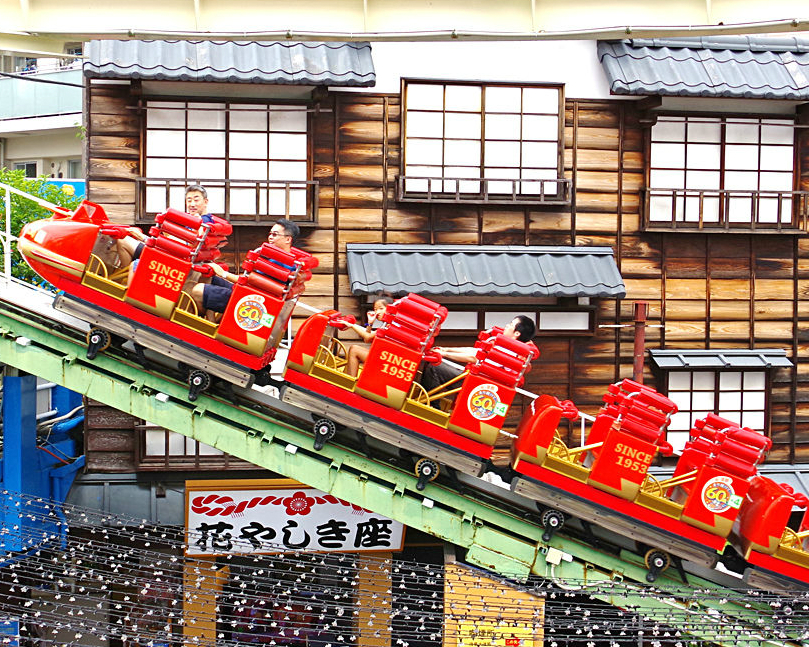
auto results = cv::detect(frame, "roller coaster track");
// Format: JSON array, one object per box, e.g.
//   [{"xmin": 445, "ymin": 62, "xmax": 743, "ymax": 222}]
[{"xmin": 0, "ymin": 278, "xmax": 805, "ymax": 646}]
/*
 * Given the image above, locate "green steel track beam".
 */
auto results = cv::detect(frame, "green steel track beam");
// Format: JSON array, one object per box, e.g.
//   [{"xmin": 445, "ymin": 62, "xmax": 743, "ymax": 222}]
[
  {"xmin": 0, "ymin": 305, "xmax": 546, "ymax": 577},
  {"xmin": 540, "ymin": 536, "xmax": 805, "ymax": 647},
  {"xmin": 0, "ymin": 300, "xmax": 804, "ymax": 646}
]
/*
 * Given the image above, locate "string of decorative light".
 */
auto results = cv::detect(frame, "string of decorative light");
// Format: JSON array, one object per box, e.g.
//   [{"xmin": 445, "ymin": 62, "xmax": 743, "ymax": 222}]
[{"xmin": 0, "ymin": 489, "xmax": 806, "ymax": 646}]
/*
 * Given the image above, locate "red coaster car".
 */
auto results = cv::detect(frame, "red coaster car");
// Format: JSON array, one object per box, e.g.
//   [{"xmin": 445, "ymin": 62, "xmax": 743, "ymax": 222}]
[
  {"xmin": 283, "ymin": 293, "xmax": 539, "ymax": 489},
  {"xmin": 19, "ymin": 200, "xmax": 317, "ymax": 399}
]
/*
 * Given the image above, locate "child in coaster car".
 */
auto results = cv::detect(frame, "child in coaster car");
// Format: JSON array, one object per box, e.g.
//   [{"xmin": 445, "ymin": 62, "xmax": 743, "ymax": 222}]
[{"xmin": 345, "ymin": 296, "xmax": 394, "ymax": 377}]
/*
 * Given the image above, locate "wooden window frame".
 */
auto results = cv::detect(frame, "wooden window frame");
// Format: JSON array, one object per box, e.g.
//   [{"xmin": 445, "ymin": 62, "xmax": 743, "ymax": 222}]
[
  {"xmin": 397, "ymin": 78, "xmax": 570, "ymax": 205},
  {"xmin": 437, "ymin": 303, "xmax": 596, "ymax": 337},
  {"xmin": 661, "ymin": 368, "xmax": 771, "ymax": 453},
  {"xmin": 643, "ymin": 113, "xmax": 808, "ymax": 232},
  {"xmin": 138, "ymin": 98, "xmax": 318, "ymax": 224},
  {"xmin": 135, "ymin": 423, "xmax": 255, "ymax": 471},
  {"xmin": 534, "ymin": 305, "xmax": 596, "ymax": 337}
]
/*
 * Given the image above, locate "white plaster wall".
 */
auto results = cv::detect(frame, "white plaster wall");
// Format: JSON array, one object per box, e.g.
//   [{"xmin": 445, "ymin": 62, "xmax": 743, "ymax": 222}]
[
  {"xmin": 4, "ymin": 131, "xmax": 81, "ymax": 161},
  {"xmin": 342, "ymin": 40, "xmax": 613, "ymax": 99}
]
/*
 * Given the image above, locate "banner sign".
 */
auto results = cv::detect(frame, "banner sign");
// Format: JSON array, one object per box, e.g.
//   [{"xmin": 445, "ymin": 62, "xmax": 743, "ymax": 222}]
[{"xmin": 185, "ymin": 479, "xmax": 405, "ymax": 556}]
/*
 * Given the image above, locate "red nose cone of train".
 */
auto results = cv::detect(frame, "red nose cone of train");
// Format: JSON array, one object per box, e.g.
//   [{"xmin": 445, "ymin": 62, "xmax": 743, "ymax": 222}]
[{"xmin": 18, "ymin": 201, "xmax": 108, "ymax": 287}]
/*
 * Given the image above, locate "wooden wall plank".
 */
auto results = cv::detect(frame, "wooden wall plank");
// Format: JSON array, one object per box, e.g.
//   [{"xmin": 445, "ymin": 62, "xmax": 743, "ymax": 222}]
[
  {"xmin": 89, "ymin": 135, "xmax": 139, "ymax": 158},
  {"xmin": 89, "ymin": 181, "xmax": 137, "ymax": 204},
  {"xmin": 89, "ymin": 113, "xmax": 139, "ymax": 136},
  {"xmin": 89, "ymin": 158, "xmax": 139, "ymax": 179}
]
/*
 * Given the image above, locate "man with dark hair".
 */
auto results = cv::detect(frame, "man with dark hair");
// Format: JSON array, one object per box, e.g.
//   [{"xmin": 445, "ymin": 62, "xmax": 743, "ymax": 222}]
[
  {"xmin": 117, "ymin": 185, "xmax": 212, "ymax": 266},
  {"xmin": 419, "ymin": 315, "xmax": 536, "ymax": 393},
  {"xmin": 191, "ymin": 219, "xmax": 300, "ymax": 315},
  {"xmin": 271, "ymin": 218, "xmax": 300, "ymax": 247},
  {"xmin": 184, "ymin": 184, "xmax": 210, "ymax": 219}
]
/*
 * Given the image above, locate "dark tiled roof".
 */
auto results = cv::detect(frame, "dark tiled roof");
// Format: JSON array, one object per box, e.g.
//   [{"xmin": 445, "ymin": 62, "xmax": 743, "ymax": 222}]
[
  {"xmin": 598, "ymin": 36, "xmax": 809, "ymax": 100},
  {"xmin": 649, "ymin": 349, "xmax": 793, "ymax": 370},
  {"xmin": 84, "ymin": 40, "xmax": 375, "ymax": 86},
  {"xmin": 346, "ymin": 244, "xmax": 625, "ymax": 298}
]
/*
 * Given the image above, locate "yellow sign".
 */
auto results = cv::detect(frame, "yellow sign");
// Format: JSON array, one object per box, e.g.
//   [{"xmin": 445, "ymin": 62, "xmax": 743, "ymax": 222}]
[
  {"xmin": 444, "ymin": 563, "xmax": 544, "ymax": 647},
  {"xmin": 458, "ymin": 620, "xmax": 536, "ymax": 646}
]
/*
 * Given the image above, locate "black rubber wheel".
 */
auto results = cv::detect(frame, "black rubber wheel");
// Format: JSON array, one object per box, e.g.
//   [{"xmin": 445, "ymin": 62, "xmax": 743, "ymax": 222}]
[
  {"xmin": 644, "ymin": 549, "xmax": 670, "ymax": 582},
  {"xmin": 85, "ymin": 328, "xmax": 111, "ymax": 360},
  {"xmin": 415, "ymin": 458, "xmax": 439, "ymax": 491},
  {"xmin": 313, "ymin": 418, "xmax": 337, "ymax": 450},
  {"xmin": 541, "ymin": 509, "xmax": 565, "ymax": 542},
  {"xmin": 187, "ymin": 370, "xmax": 211, "ymax": 401}
]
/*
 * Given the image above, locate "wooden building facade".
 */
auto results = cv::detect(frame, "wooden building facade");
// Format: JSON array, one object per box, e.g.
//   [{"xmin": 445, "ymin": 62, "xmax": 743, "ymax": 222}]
[{"xmin": 82, "ymin": 38, "xmax": 809, "ymax": 472}]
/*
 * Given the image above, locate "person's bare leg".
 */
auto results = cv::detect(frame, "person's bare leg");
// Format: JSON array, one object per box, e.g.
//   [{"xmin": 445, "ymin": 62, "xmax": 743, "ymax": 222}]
[
  {"xmin": 346, "ymin": 345, "xmax": 369, "ymax": 377},
  {"xmin": 190, "ymin": 283, "xmax": 206, "ymax": 316},
  {"xmin": 116, "ymin": 236, "xmax": 141, "ymax": 268}
]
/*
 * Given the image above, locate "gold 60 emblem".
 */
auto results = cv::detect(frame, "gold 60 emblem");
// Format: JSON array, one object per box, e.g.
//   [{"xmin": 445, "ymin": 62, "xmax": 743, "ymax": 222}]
[{"xmin": 467, "ymin": 384, "xmax": 502, "ymax": 421}]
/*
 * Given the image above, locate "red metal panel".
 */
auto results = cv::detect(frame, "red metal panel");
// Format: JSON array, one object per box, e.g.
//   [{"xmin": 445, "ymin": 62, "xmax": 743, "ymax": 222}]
[
  {"xmin": 216, "ymin": 282, "xmax": 290, "ymax": 355},
  {"xmin": 514, "ymin": 459, "xmax": 727, "ymax": 552},
  {"xmin": 511, "ymin": 395, "xmax": 569, "ymax": 466},
  {"xmin": 446, "ymin": 373, "xmax": 516, "ymax": 445},
  {"xmin": 126, "ymin": 246, "xmax": 190, "ymax": 310},
  {"xmin": 58, "ymin": 279, "xmax": 269, "ymax": 370},
  {"xmin": 355, "ymin": 337, "xmax": 422, "ymax": 409},
  {"xmin": 588, "ymin": 430, "xmax": 657, "ymax": 500},
  {"xmin": 680, "ymin": 465, "xmax": 751, "ymax": 537}
]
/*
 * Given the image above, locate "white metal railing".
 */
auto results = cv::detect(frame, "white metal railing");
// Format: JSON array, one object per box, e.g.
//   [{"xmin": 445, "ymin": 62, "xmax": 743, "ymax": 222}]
[{"xmin": 0, "ymin": 181, "xmax": 68, "ymax": 282}]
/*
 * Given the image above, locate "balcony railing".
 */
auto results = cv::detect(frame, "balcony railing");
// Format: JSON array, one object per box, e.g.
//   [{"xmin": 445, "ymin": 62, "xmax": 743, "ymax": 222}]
[
  {"xmin": 0, "ymin": 69, "xmax": 82, "ymax": 121},
  {"xmin": 137, "ymin": 177, "xmax": 319, "ymax": 224},
  {"xmin": 396, "ymin": 175, "xmax": 571, "ymax": 205},
  {"xmin": 641, "ymin": 188, "xmax": 809, "ymax": 233}
]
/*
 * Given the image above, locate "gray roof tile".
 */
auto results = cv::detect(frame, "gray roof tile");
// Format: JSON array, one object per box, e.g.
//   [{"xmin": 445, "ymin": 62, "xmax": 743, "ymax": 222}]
[
  {"xmin": 346, "ymin": 244, "xmax": 625, "ymax": 298},
  {"xmin": 649, "ymin": 349, "xmax": 793, "ymax": 370},
  {"xmin": 598, "ymin": 36, "xmax": 809, "ymax": 100},
  {"xmin": 84, "ymin": 40, "xmax": 375, "ymax": 86}
]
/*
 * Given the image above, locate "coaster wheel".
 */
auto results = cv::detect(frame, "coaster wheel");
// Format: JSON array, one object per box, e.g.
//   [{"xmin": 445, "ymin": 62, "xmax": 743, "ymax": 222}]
[
  {"xmin": 644, "ymin": 549, "xmax": 671, "ymax": 582},
  {"xmin": 541, "ymin": 509, "xmax": 565, "ymax": 542},
  {"xmin": 187, "ymin": 370, "xmax": 211, "ymax": 402},
  {"xmin": 86, "ymin": 328, "xmax": 111, "ymax": 360},
  {"xmin": 415, "ymin": 458, "xmax": 440, "ymax": 491},
  {"xmin": 313, "ymin": 418, "xmax": 337, "ymax": 451}
]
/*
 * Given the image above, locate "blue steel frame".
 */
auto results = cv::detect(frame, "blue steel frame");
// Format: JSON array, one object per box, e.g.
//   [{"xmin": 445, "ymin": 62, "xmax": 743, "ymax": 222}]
[{"xmin": 1, "ymin": 374, "xmax": 84, "ymax": 553}]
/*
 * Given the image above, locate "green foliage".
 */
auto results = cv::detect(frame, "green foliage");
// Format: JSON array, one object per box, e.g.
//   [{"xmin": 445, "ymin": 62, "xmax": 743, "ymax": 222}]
[{"xmin": 0, "ymin": 167, "xmax": 82, "ymax": 284}]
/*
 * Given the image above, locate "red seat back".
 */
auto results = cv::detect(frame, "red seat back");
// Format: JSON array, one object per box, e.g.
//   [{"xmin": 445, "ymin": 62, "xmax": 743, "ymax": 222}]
[
  {"xmin": 467, "ymin": 329, "xmax": 539, "ymax": 389},
  {"xmin": 375, "ymin": 293, "xmax": 448, "ymax": 354},
  {"xmin": 147, "ymin": 208, "xmax": 233, "ymax": 263}
]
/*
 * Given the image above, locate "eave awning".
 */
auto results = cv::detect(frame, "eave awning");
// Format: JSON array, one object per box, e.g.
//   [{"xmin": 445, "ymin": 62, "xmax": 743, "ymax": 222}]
[
  {"xmin": 598, "ymin": 36, "xmax": 809, "ymax": 100},
  {"xmin": 346, "ymin": 244, "xmax": 626, "ymax": 299},
  {"xmin": 84, "ymin": 40, "xmax": 376, "ymax": 86},
  {"xmin": 649, "ymin": 349, "xmax": 793, "ymax": 370}
]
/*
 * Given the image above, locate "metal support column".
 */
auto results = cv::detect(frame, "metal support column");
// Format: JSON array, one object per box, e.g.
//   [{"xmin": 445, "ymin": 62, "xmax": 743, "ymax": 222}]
[{"xmin": 1, "ymin": 371, "xmax": 38, "ymax": 552}]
